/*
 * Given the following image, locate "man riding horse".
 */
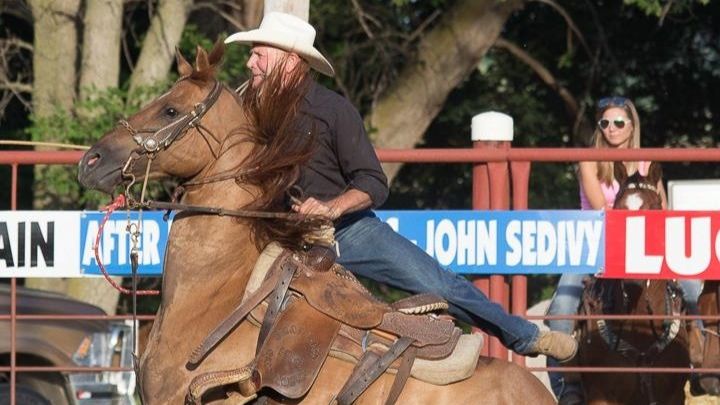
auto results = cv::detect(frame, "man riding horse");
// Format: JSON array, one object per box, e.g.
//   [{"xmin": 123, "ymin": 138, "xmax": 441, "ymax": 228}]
[{"xmin": 225, "ymin": 11, "xmax": 577, "ymax": 362}]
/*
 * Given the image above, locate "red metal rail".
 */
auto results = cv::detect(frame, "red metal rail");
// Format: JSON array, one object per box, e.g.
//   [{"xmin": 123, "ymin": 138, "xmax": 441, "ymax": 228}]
[{"xmin": 2, "ymin": 148, "xmax": 720, "ymax": 403}]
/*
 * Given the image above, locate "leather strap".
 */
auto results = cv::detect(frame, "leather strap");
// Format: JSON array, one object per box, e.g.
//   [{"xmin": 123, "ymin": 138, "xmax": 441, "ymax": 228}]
[
  {"xmin": 335, "ymin": 337, "xmax": 414, "ymax": 405},
  {"xmin": 188, "ymin": 252, "xmax": 292, "ymax": 365},
  {"xmin": 256, "ymin": 259, "xmax": 297, "ymax": 354},
  {"xmin": 385, "ymin": 346, "xmax": 416, "ymax": 405}
]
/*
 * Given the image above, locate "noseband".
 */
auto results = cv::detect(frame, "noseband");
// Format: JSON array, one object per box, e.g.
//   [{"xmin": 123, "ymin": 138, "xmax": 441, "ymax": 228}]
[
  {"xmin": 624, "ymin": 182, "xmax": 657, "ymax": 192},
  {"xmin": 615, "ymin": 179, "xmax": 662, "ymax": 210}
]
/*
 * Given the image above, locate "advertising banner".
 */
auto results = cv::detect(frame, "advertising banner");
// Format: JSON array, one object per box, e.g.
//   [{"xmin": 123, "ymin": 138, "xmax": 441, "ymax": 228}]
[
  {"xmin": 0, "ymin": 211, "xmax": 171, "ymax": 277},
  {"xmin": 1, "ymin": 210, "xmax": 604, "ymax": 277},
  {"xmin": 376, "ymin": 210, "xmax": 605, "ymax": 274},
  {"xmin": 604, "ymin": 210, "xmax": 720, "ymax": 279}
]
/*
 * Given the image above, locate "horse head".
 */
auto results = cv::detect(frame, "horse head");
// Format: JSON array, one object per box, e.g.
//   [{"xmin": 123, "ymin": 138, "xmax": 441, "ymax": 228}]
[
  {"xmin": 612, "ymin": 161, "xmax": 663, "ymax": 211},
  {"xmin": 79, "ymin": 41, "xmax": 229, "ymax": 194},
  {"xmin": 78, "ymin": 41, "xmax": 320, "ymax": 250}
]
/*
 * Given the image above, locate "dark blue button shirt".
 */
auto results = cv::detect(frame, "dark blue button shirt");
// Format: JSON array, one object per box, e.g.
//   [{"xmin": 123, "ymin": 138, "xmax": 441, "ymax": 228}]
[{"xmin": 295, "ymin": 81, "xmax": 389, "ymax": 210}]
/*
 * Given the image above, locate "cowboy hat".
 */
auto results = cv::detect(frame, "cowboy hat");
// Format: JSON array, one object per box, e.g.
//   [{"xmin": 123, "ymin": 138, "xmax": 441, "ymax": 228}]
[{"xmin": 225, "ymin": 12, "xmax": 335, "ymax": 77}]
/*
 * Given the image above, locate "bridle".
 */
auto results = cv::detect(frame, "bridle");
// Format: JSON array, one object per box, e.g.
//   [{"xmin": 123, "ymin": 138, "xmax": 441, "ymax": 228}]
[
  {"xmin": 584, "ymin": 274, "xmax": 684, "ymax": 405},
  {"xmin": 116, "ymin": 80, "xmax": 224, "ymax": 204},
  {"xmin": 614, "ymin": 179, "xmax": 663, "ymax": 210},
  {"xmin": 120, "ymin": 81, "xmax": 223, "ymax": 156}
]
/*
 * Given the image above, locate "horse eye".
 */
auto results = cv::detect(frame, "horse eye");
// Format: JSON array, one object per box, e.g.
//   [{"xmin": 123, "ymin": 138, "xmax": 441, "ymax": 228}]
[{"xmin": 165, "ymin": 107, "xmax": 178, "ymax": 118}]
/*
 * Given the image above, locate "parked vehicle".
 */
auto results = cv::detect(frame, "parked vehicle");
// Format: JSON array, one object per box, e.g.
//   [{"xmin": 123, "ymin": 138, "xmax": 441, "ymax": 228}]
[{"xmin": 0, "ymin": 284, "xmax": 135, "ymax": 405}]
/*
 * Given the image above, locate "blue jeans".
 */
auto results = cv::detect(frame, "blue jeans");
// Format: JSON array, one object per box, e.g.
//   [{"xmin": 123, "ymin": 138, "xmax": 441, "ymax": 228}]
[
  {"xmin": 545, "ymin": 273, "xmax": 703, "ymax": 398},
  {"xmin": 334, "ymin": 211, "xmax": 539, "ymax": 354}
]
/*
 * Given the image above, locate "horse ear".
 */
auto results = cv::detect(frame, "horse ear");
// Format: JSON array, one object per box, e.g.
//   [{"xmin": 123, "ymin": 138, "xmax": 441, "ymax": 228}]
[
  {"xmin": 613, "ymin": 162, "xmax": 628, "ymax": 185},
  {"xmin": 176, "ymin": 47, "xmax": 193, "ymax": 77},
  {"xmin": 195, "ymin": 45, "xmax": 210, "ymax": 72},
  {"xmin": 646, "ymin": 161, "xmax": 663, "ymax": 184},
  {"xmin": 208, "ymin": 39, "xmax": 225, "ymax": 67}
]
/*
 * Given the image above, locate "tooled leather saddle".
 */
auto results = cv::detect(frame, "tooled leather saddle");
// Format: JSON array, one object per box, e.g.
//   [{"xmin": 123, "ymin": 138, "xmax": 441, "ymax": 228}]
[{"xmin": 185, "ymin": 244, "xmax": 480, "ymax": 404}]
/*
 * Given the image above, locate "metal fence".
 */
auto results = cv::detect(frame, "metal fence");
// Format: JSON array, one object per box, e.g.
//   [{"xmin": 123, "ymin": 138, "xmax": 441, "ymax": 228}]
[{"xmin": 3, "ymin": 146, "xmax": 720, "ymax": 404}]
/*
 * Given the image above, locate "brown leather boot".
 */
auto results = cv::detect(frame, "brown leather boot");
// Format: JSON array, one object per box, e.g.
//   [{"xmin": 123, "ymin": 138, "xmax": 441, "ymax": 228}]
[
  {"xmin": 687, "ymin": 322, "xmax": 705, "ymax": 367},
  {"xmin": 527, "ymin": 330, "xmax": 578, "ymax": 363}
]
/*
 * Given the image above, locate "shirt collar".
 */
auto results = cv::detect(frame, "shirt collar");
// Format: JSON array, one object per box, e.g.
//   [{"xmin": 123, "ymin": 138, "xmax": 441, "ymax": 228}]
[{"xmin": 302, "ymin": 79, "xmax": 320, "ymax": 106}]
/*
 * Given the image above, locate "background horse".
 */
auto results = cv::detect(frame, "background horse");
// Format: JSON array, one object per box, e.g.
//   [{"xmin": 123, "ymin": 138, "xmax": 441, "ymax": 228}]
[
  {"xmin": 696, "ymin": 281, "xmax": 720, "ymax": 395},
  {"xmin": 77, "ymin": 42, "xmax": 553, "ymax": 404},
  {"xmin": 576, "ymin": 162, "xmax": 690, "ymax": 405}
]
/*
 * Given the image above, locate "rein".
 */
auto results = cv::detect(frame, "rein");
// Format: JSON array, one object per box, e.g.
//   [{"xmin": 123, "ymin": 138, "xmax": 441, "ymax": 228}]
[{"xmin": 138, "ymin": 200, "xmax": 314, "ymax": 222}]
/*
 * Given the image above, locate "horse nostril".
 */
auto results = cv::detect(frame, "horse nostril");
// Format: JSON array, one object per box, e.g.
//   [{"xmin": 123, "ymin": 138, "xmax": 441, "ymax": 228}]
[{"xmin": 86, "ymin": 153, "xmax": 100, "ymax": 167}]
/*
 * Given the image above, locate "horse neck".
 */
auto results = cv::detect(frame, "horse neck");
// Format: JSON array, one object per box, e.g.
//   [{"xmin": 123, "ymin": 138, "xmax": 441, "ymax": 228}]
[{"xmin": 161, "ymin": 97, "xmax": 262, "ymax": 309}]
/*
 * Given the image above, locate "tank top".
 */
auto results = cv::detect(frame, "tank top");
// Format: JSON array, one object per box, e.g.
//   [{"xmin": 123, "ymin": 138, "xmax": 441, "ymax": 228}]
[{"xmin": 579, "ymin": 161, "xmax": 650, "ymax": 210}]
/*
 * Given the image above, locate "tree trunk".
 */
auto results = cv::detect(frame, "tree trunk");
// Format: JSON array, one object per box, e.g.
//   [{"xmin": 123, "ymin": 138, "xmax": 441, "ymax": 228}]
[
  {"xmin": 367, "ymin": 0, "xmax": 524, "ymax": 181},
  {"xmin": 28, "ymin": 0, "xmax": 80, "ymax": 118},
  {"xmin": 29, "ymin": 0, "xmax": 80, "ymax": 208},
  {"xmin": 237, "ymin": 0, "xmax": 263, "ymax": 29},
  {"xmin": 79, "ymin": 0, "xmax": 123, "ymax": 102},
  {"xmin": 27, "ymin": 0, "xmax": 121, "ymax": 314},
  {"xmin": 264, "ymin": 0, "xmax": 307, "ymax": 21},
  {"xmin": 128, "ymin": 0, "xmax": 193, "ymax": 96}
]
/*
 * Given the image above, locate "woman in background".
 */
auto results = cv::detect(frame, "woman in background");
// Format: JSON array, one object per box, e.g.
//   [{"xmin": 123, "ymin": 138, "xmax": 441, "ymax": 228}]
[{"xmin": 546, "ymin": 96, "xmax": 703, "ymax": 405}]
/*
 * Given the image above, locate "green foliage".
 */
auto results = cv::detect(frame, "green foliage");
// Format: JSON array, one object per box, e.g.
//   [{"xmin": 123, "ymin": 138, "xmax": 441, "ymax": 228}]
[
  {"xmin": 625, "ymin": 0, "xmax": 710, "ymax": 16},
  {"xmin": 27, "ymin": 23, "xmax": 246, "ymax": 210},
  {"xmin": 178, "ymin": 24, "xmax": 250, "ymax": 86},
  {"xmin": 28, "ymin": 83, "xmax": 170, "ymax": 209}
]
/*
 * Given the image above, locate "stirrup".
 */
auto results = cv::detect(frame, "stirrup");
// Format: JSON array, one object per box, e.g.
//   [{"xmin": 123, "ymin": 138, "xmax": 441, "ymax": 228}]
[{"xmin": 186, "ymin": 363, "xmax": 257, "ymax": 405}]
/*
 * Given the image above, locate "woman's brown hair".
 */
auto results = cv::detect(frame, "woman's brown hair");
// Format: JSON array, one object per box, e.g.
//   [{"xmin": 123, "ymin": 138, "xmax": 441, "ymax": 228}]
[{"xmin": 590, "ymin": 98, "xmax": 642, "ymax": 185}]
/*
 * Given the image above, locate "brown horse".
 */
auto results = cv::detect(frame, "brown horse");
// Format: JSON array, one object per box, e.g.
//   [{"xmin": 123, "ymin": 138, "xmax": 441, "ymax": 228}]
[
  {"xmin": 77, "ymin": 42, "xmax": 553, "ymax": 404},
  {"xmin": 576, "ymin": 162, "xmax": 690, "ymax": 405},
  {"xmin": 696, "ymin": 280, "xmax": 720, "ymax": 395}
]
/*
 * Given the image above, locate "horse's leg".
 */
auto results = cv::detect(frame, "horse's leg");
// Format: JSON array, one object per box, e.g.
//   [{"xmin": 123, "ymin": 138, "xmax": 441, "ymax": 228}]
[{"xmin": 140, "ymin": 319, "xmax": 261, "ymax": 405}]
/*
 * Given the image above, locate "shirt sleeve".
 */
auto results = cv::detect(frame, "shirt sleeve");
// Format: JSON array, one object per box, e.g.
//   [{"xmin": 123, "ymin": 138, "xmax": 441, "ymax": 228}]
[{"xmin": 333, "ymin": 99, "xmax": 389, "ymax": 208}]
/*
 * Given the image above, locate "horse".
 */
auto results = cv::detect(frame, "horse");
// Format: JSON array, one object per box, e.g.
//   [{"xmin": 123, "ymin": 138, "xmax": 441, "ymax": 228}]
[
  {"xmin": 575, "ymin": 162, "xmax": 690, "ymax": 405},
  {"xmin": 696, "ymin": 280, "xmax": 720, "ymax": 395},
  {"xmin": 77, "ymin": 42, "xmax": 554, "ymax": 404}
]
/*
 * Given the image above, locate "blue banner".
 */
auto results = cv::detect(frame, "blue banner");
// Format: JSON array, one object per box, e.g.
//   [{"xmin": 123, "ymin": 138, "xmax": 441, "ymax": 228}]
[
  {"xmin": 77, "ymin": 210, "xmax": 604, "ymax": 276},
  {"xmin": 376, "ymin": 210, "xmax": 604, "ymax": 274},
  {"xmin": 80, "ymin": 211, "xmax": 171, "ymax": 276}
]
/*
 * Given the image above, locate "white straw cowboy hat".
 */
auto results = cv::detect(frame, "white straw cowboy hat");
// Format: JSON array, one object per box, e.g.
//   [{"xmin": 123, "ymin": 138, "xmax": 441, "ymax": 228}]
[{"xmin": 225, "ymin": 12, "xmax": 335, "ymax": 77}]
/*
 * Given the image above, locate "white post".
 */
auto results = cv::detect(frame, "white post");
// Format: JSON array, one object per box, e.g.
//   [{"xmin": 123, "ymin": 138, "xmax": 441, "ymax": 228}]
[
  {"xmin": 264, "ymin": 0, "xmax": 309, "ymax": 21},
  {"xmin": 471, "ymin": 111, "xmax": 514, "ymax": 141}
]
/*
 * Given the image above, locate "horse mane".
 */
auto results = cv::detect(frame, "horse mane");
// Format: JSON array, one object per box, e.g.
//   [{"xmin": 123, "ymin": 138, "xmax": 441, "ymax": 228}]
[
  {"xmin": 180, "ymin": 42, "xmax": 323, "ymax": 250},
  {"xmin": 235, "ymin": 60, "xmax": 323, "ymax": 250}
]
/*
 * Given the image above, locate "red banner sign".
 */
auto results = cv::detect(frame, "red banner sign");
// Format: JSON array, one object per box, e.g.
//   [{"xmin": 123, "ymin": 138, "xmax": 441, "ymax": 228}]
[{"xmin": 605, "ymin": 210, "xmax": 720, "ymax": 279}]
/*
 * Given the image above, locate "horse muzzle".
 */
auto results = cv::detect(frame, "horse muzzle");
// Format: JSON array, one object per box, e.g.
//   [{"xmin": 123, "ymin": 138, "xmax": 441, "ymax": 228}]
[{"xmin": 77, "ymin": 146, "xmax": 125, "ymax": 194}]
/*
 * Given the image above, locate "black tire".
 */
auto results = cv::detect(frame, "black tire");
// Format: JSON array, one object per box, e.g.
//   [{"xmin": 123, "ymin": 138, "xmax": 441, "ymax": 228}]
[
  {"xmin": 16, "ymin": 374, "xmax": 70, "ymax": 405},
  {"xmin": 0, "ymin": 383, "xmax": 52, "ymax": 405}
]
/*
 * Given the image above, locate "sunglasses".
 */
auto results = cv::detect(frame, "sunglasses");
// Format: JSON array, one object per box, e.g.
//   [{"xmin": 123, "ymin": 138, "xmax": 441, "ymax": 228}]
[
  {"xmin": 598, "ymin": 96, "xmax": 629, "ymax": 109},
  {"xmin": 598, "ymin": 117, "xmax": 631, "ymax": 130}
]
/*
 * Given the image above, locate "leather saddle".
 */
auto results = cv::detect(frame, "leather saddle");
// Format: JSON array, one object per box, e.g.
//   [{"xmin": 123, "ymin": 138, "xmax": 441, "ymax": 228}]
[{"xmin": 185, "ymin": 244, "xmax": 482, "ymax": 404}]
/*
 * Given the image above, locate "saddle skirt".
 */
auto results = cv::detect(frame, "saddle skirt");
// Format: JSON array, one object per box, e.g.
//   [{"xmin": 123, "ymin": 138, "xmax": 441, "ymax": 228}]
[{"xmin": 245, "ymin": 243, "xmax": 483, "ymax": 387}]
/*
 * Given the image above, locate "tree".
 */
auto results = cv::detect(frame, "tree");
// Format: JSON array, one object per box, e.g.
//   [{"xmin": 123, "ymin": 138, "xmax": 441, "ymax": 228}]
[
  {"xmin": 366, "ymin": 0, "xmax": 524, "ymax": 180},
  {"xmin": 128, "ymin": 0, "xmax": 194, "ymax": 97}
]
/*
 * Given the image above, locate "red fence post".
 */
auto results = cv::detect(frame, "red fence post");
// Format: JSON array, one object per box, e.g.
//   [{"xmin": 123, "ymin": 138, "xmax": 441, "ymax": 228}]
[
  {"xmin": 10, "ymin": 163, "xmax": 18, "ymax": 405},
  {"xmin": 510, "ymin": 161, "xmax": 531, "ymax": 366},
  {"xmin": 472, "ymin": 142, "xmax": 491, "ymax": 356},
  {"xmin": 472, "ymin": 112, "xmax": 512, "ymax": 360}
]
